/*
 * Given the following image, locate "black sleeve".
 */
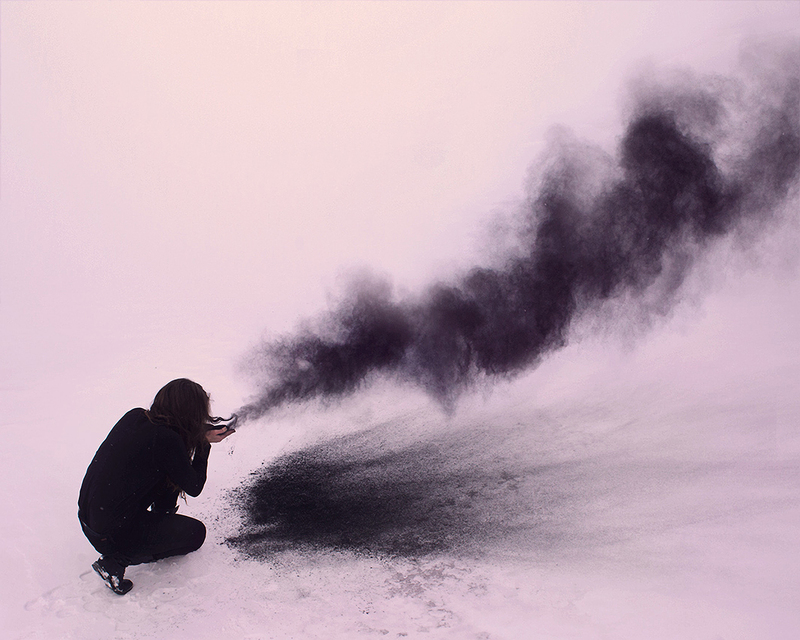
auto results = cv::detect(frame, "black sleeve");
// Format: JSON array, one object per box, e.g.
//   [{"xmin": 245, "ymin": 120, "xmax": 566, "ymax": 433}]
[
  {"xmin": 154, "ymin": 432, "xmax": 210, "ymax": 497},
  {"xmin": 148, "ymin": 479, "xmax": 181, "ymax": 514}
]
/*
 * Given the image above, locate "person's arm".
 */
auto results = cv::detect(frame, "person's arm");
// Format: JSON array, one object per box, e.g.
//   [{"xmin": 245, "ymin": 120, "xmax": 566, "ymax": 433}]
[
  {"xmin": 155, "ymin": 432, "xmax": 210, "ymax": 497},
  {"xmin": 149, "ymin": 478, "xmax": 181, "ymax": 514}
]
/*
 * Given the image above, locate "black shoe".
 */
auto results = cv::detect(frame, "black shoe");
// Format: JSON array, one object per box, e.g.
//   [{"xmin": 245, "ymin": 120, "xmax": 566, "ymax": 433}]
[{"xmin": 92, "ymin": 557, "xmax": 133, "ymax": 595}]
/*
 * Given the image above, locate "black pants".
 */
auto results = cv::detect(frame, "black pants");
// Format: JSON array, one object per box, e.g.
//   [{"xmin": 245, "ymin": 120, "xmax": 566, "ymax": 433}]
[{"xmin": 80, "ymin": 510, "xmax": 206, "ymax": 569}]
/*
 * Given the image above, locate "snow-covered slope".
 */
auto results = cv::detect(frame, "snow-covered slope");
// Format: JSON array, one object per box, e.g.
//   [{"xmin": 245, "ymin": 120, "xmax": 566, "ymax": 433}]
[{"xmin": 5, "ymin": 260, "xmax": 800, "ymax": 640}]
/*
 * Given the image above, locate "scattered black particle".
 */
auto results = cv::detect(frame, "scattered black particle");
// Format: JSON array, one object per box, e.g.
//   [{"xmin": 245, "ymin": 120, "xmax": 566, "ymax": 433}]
[{"xmin": 225, "ymin": 423, "xmax": 579, "ymax": 559}]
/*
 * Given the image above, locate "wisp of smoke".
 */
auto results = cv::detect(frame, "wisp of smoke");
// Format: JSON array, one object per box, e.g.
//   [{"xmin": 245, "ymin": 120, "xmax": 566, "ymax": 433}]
[{"xmin": 237, "ymin": 44, "xmax": 800, "ymax": 423}]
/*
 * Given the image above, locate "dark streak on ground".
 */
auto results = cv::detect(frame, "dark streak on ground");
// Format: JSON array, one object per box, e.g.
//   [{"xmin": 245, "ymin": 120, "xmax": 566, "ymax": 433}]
[
  {"xmin": 224, "ymin": 413, "xmax": 798, "ymax": 562},
  {"xmin": 225, "ymin": 422, "xmax": 579, "ymax": 559}
]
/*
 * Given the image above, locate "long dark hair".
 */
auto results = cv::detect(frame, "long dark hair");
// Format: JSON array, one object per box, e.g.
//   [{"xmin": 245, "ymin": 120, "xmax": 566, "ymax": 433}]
[{"xmin": 146, "ymin": 378, "xmax": 227, "ymax": 455}]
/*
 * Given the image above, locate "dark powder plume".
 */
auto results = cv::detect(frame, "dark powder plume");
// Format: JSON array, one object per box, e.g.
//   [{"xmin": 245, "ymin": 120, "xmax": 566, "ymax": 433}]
[{"xmin": 238, "ymin": 47, "xmax": 800, "ymax": 423}]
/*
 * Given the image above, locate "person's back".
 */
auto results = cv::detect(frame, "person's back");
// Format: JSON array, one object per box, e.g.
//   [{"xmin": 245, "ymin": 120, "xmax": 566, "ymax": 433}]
[{"xmin": 79, "ymin": 408, "xmax": 200, "ymax": 535}]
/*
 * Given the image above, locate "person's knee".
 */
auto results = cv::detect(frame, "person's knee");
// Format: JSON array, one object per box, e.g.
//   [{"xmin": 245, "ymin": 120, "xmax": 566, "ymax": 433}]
[{"xmin": 187, "ymin": 518, "xmax": 206, "ymax": 552}]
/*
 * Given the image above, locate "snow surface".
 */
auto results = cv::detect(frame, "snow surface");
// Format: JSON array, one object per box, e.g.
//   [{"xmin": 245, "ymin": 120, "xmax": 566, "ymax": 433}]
[
  {"xmin": 5, "ymin": 253, "xmax": 800, "ymax": 640},
  {"xmin": 2, "ymin": 3, "xmax": 800, "ymax": 639}
]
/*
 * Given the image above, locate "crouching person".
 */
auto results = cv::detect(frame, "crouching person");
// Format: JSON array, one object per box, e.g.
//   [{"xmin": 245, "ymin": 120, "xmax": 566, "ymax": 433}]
[{"xmin": 78, "ymin": 379, "xmax": 234, "ymax": 594}]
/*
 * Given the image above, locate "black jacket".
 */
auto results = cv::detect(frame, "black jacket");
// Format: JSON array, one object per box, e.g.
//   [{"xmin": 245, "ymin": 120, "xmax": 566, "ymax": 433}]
[{"xmin": 78, "ymin": 408, "xmax": 210, "ymax": 535}]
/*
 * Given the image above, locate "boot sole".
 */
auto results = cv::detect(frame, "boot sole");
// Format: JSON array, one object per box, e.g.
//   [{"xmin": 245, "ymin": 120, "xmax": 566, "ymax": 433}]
[{"xmin": 92, "ymin": 560, "xmax": 133, "ymax": 595}]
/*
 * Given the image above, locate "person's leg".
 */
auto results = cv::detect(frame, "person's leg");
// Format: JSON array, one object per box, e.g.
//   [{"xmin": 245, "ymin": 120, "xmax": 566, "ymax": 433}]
[
  {"xmin": 79, "ymin": 515, "xmax": 134, "ymax": 595},
  {"xmin": 81, "ymin": 511, "xmax": 205, "ymax": 594},
  {"xmin": 116, "ymin": 511, "xmax": 206, "ymax": 566}
]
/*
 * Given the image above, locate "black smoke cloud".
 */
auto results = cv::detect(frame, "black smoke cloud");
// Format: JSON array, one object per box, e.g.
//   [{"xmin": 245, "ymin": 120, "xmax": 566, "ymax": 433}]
[{"xmin": 238, "ymin": 45, "xmax": 800, "ymax": 423}]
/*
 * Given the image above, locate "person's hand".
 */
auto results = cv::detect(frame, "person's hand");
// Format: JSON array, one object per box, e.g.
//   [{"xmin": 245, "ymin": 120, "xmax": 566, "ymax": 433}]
[{"xmin": 206, "ymin": 427, "xmax": 235, "ymax": 444}]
